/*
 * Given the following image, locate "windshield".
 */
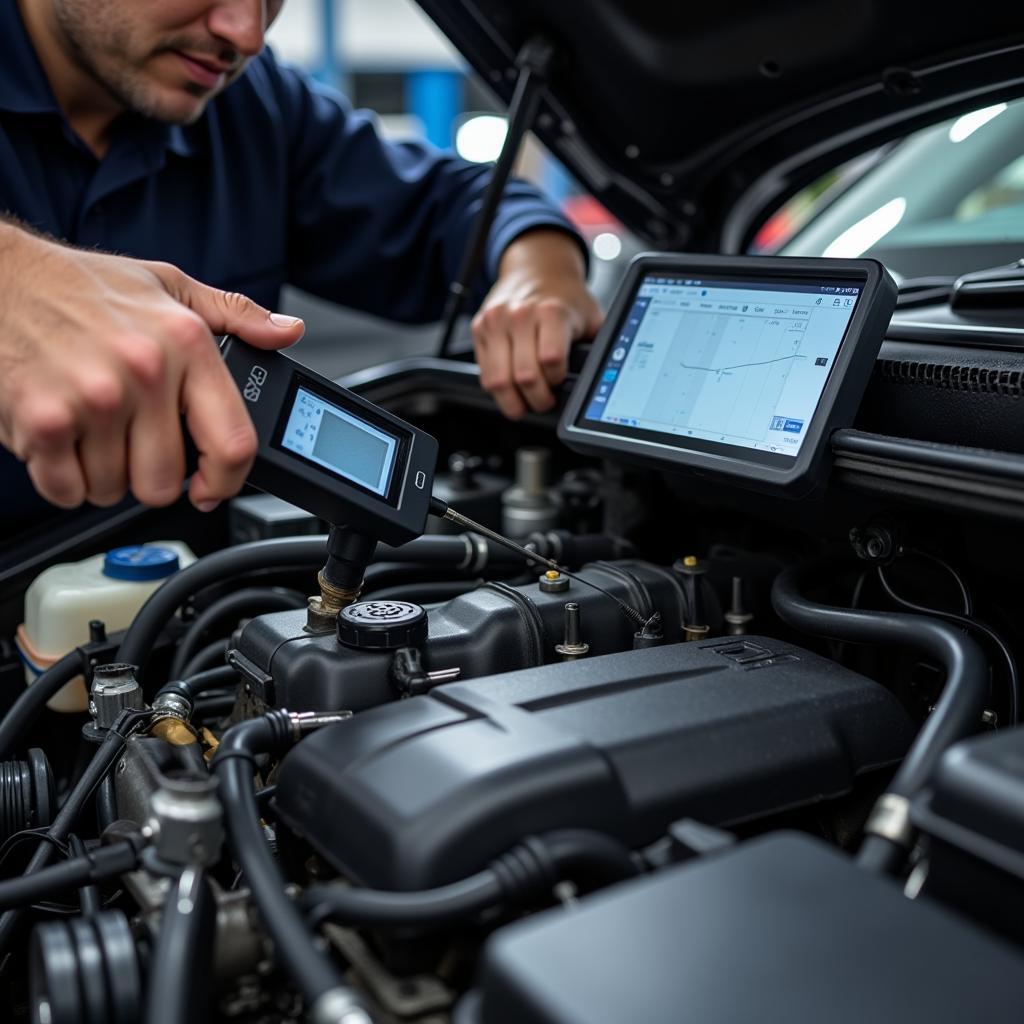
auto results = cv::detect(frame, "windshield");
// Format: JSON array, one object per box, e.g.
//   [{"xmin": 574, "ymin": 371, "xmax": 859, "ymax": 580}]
[{"xmin": 777, "ymin": 98, "xmax": 1024, "ymax": 280}]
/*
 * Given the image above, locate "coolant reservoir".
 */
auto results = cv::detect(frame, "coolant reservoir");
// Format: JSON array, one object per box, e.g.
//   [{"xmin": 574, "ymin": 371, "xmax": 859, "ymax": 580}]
[{"xmin": 16, "ymin": 542, "xmax": 196, "ymax": 712}]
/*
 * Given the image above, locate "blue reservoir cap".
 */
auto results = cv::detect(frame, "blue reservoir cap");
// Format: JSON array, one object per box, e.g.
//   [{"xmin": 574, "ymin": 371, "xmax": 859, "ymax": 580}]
[{"xmin": 103, "ymin": 545, "xmax": 180, "ymax": 582}]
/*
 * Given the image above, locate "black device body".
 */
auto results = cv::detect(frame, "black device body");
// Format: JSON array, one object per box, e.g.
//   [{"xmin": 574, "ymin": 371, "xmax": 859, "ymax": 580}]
[
  {"xmin": 219, "ymin": 336, "xmax": 438, "ymax": 545},
  {"xmin": 559, "ymin": 254, "xmax": 897, "ymax": 495},
  {"xmin": 274, "ymin": 638, "xmax": 912, "ymax": 890}
]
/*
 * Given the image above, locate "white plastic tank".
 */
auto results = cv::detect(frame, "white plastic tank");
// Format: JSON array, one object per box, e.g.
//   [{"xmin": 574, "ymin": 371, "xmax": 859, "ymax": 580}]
[{"xmin": 16, "ymin": 542, "xmax": 196, "ymax": 712}]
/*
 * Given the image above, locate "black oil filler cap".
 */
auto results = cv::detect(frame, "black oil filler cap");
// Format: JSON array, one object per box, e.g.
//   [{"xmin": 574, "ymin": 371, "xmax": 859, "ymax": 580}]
[{"xmin": 337, "ymin": 601, "xmax": 428, "ymax": 651}]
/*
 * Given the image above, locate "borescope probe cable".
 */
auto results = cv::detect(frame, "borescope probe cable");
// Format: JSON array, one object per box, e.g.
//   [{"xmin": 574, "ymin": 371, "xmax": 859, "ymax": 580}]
[{"xmin": 429, "ymin": 497, "xmax": 658, "ymax": 633}]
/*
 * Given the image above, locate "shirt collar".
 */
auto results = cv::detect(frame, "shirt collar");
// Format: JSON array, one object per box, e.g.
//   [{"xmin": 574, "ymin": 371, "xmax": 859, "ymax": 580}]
[
  {"xmin": 0, "ymin": 0, "xmax": 62, "ymax": 114},
  {"xmin": 0, "ymin": 0, "xmax": 204, "ymax": 157}
]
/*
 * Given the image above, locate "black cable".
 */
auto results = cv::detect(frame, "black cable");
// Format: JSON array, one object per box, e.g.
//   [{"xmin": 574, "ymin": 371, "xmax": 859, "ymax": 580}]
[
  {"xmin": 0, "ymin": 710, "xmax": 151, "ymax": 956},
  {"xmin": 0, "ymin": 841, "xmax": 137, "ymax": 912},
  {"xmin": 0, "ymin": 828, "xmax": 69, "ymax": 871},
  {"xmin": 0, "ymin": 651, "xmax": 80, "ymax": 760},
  {"xmin": 877, "ymin": 565, "xmax": 1019, "ymax": 724},
  {"xmin": 212, "ymin": 714, "xmax": 369, "ymax": 1016},
  {"xmin": 903, "ymin": 549, "xmax": 972, "ymax": 616},
  {"xmin": 67, "ymin": 836, "xmax": 101, "ymax": 917},
  {"xmin": 772, "ymin": 564, "xmax": 989, "ymax": 874},
  {"xmin": 433, "ymin": 500, "xmax": 652, "ymax": 631},
  {"xmin": 144, "ymin": 865, "xmax": 216, "ymax": 1024},
  {"xmin": 169, "ymin": 587, "xmax": 305, "ymax": 681}
]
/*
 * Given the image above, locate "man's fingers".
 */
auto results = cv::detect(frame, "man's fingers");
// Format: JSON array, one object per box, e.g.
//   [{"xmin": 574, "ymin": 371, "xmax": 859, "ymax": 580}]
[
  {"xmin": 535, "ymin": 302, "xmax": 573, "ymax": 388},
  {"xmin": 473, "ymin": 313, "xmax": 527, "ymax": 420},
  {"xmin": 126, "ymin": 394, "xmax": 185, "ymax": 509},
  {"xmin": 150, "ymin": 263, "xmax": 305, "ymax": 349},
  {"xmin": 180, "ymin": 345, "xmax": 258, "ymax": 509},
  {"xmin": 509, "ymin": 309, "xmax": 556, "ymax": 413},
  {"xmin": 26, "ymin": 449, "xmax": 86, "ymax": 509},
  {"xmin": 12, "ymin": 395, "xmax": 85, "ymax": 507},
  {"xmin": 80, "ymin": 427, "xmax": 129, "ymax": 507}
]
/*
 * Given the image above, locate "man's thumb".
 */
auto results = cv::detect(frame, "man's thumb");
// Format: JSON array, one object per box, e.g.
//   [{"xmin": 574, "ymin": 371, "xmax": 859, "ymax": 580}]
[{"xmin": 162, "ymin": 267, "xmax": 305, "ymax": 348}]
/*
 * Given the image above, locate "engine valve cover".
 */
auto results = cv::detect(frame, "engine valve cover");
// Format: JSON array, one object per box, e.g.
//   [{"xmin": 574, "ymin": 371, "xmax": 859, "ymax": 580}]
[{"xmin": 275, "ymin": 637, "xmax": 913, "ymax": 889}]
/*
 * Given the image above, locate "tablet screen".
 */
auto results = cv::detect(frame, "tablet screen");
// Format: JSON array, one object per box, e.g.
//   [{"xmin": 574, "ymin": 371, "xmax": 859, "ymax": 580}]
[{"xmin": 580, "ymin": 273, "xmax": 861, "ymax": 463}]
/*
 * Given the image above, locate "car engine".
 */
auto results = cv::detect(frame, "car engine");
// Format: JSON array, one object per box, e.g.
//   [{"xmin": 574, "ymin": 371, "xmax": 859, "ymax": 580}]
[{"xmin": 1, "ymin": 254, "xmax": 1023, "ymax": 1023}]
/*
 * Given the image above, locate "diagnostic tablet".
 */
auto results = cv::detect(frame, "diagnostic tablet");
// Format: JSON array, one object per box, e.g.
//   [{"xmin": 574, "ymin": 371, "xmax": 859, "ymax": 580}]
[{"xmin": 558, "ymin": 254, "xmax": 897, "ymax": 494}]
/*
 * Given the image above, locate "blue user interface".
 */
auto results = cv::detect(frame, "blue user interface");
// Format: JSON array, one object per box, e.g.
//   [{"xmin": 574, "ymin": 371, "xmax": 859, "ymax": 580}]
[
  {"xmin": 584, "ymin": 274, "xmax": 861, "ymax": 456},
  {"xmin": 281, "ymin": 388, "xmax": 398, "ymax": 496}
]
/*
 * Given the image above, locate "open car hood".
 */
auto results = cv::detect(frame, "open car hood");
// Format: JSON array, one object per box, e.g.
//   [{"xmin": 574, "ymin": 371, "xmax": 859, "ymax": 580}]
[{"xmin": 416, "ymin": 1, "xmax": 1024, "ymax": 251}]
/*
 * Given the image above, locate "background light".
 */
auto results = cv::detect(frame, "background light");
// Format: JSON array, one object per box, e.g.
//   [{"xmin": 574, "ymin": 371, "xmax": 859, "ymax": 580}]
[
  {"xmin": 949, "ymin": 104, "xmax": 1007, "ymax": 144},
  {"xmin": 823, "ymin": 197, "xmax": 907, "ymax": 259},
  {"xmin": 455, "ymin": 115, "xmax": 508, "ymax": 163},
  {"xmin": 592, "ymin": 232, "xmax": 623, "ymax": 261}
]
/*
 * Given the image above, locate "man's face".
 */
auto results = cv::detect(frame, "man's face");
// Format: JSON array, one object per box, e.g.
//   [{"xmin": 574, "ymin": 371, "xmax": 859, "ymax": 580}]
[{"xmin": 51, "ymin": 0, "xmax": 285, "ymax": 123}]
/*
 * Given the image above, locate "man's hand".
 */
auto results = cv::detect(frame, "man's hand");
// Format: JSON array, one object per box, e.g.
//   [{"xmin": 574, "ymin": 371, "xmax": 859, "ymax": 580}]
[
  {"xmin": 0, "ymin": 223, "xmax": 304, "ymax": 511},
  {"xmin": 472, "ymin": 229, "xmax": 603, "ymax": 419}
]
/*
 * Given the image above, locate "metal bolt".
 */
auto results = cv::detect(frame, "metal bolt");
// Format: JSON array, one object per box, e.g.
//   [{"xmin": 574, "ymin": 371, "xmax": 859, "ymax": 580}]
[{"xmin": 555, "ymin": 603, "xmax": 590, "ymax": 660}]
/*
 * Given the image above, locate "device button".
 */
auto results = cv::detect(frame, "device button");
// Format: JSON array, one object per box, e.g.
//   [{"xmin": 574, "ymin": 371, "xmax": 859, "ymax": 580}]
[{"xmin": 415, "ymin": 471, "xmax": 427, "ymax": 489}]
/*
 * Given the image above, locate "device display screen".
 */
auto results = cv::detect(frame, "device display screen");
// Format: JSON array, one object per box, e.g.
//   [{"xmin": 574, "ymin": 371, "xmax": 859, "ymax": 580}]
[
  {"xmin": 280, "ymin": 387, "xmax": 398, "ymax": 496},
  {"xmin": 580, "ymin": 273, "xmax": 862, "ymax": 463}
]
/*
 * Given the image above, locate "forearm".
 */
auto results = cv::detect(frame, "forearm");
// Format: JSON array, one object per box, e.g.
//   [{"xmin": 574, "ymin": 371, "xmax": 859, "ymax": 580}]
[{"xmin": 497, "ymin": 228, "xmax": 587, "ymax": 285}]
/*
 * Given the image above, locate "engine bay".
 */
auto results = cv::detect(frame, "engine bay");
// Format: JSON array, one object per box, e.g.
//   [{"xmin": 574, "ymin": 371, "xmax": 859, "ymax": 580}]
[{"xmin": 1, "ymin": 254, "xmax": 1023, "ymax": 1024}]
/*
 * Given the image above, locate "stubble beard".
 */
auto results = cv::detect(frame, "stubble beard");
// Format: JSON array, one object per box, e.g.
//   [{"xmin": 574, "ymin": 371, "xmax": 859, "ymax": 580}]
[{"xmin": 51, "ymin": 0, "xmax": 233, "ymax": 125}]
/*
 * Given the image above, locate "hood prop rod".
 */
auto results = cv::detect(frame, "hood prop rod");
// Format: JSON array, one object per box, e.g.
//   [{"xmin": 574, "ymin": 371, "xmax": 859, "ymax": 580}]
[{"xmin": 437, "ymin": 35, "xmax": 555, "ymax": 356}]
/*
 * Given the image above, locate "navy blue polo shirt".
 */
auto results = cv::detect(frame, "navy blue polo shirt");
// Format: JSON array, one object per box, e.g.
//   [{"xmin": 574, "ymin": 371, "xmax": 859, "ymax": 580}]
[{"xmin": 0, "ymin": 0, "xmax": 578, "ymax": 526}]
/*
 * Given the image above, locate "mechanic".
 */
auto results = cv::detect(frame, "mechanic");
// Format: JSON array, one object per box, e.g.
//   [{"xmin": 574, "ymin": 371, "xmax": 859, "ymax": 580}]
[{"xmin": 0, "ymin": 0, "xmax": 603, "ymax": 527}]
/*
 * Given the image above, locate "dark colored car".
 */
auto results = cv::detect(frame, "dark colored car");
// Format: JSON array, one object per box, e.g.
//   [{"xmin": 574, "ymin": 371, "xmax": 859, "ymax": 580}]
[{"xmin": 3, "ymin": 5, "xmax": 1024, "ymax": 1023}]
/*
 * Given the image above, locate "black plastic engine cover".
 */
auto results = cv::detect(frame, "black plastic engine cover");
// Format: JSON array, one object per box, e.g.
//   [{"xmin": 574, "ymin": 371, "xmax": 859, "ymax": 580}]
[
  {"xmin": 455, "ymin": 833, "xmax": 1024, "ymax": 1024},
  {"xmin": 233, "ymin": 561, "xmax": 687, "ymax": 711},
  {"xmin": 275, "ymin": 638, "xmax": 913, "ymax": 889}
]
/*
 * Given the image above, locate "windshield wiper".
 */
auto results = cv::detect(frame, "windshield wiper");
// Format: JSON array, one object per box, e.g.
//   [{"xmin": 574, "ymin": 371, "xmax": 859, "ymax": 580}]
[
  {"xmin": 950, "ymin": 259, "xmax": 1024, "ymax": 312},
  {"xmin": 894, "ymin": 275, "xmax": 957, "ymax": 309}
]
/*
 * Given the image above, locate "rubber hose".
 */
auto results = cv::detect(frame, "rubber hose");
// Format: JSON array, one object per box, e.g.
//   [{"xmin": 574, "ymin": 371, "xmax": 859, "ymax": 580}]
[
  {"xmin": 0, "ymin": 727, "xmax": 132, "ymax": 955},
  {"xmin": 156, "ymin": 665, "xmax": 240, "ymax": 707},
  {"xmin": 95, "ymin": 776, "xmax": 118, "ymax": 834},
  {"xmin": 169, "ymin": 588, "xmax": 304, "ymax": 680},
  {"xmin": 540, "ymin": 828, "xmax": 640, "ymax": 882},
  {"xmin": 213, "ymin": 716, "xmax": 365, "ymax": 1013},
  {"xmin": 0, "ymin": 841, "xmax": 136, "ymax": 912},
  {"xmin": 0, "ymin": 651, "xmax": 80, "ymax": 759},
  {"xmin": 144, "ymin": 865, "xmax": 216, "ymax": 1024},
  {"xmin": 178, "ymin": 640, "xmax": 229, "ymax": 680},
  {"xmin": 117, "ymin": 537, "xmax": 329, "ymax": 678},
  {"xmin": 302, "ymin": 872, "xmax": 504, "ymax": 930},
  {"xmin": 300, "ymin": 829, "xmax": 636, "ymax": 930},
  {"xmin": 771, "ymin": 564, "xmax": 989, "ymax": 802},
  {"xmin": 119, "ymin": 535, "xmax": 514, "ymax": 680}
]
